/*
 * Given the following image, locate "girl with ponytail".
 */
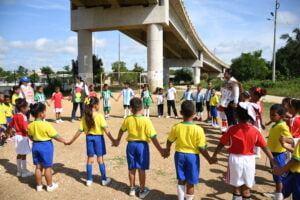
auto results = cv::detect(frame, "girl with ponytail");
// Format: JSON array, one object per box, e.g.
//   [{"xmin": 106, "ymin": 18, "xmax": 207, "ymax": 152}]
[{"xmin": 67, "ymin": 96, "xmax": 116, "ymax": 186}]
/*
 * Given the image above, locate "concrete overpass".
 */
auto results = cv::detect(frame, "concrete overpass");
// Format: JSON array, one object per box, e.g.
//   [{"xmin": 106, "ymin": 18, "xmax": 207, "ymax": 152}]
[{"xmin": 70, "ymin": 0, "xmax": 229, "ymax": 90}]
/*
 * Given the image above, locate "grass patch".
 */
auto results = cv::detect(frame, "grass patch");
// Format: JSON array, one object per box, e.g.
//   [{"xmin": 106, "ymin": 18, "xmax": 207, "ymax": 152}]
[
  {"xmin": 154, "ymin": 169, "xmax": 167, "ymax": 176},
  {"xmin": 107, "ymin": 156, "xmax": 126, "ymax": 166}
]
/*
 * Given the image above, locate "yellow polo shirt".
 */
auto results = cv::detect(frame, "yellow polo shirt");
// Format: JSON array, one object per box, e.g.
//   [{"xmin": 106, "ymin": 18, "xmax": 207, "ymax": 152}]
[
  {"xmin": 209, "ymin": 95, "xmax": 219, "ymax": 106},
  {"xmin": 290, "ymin": 141, "xmax": 300, "ymax": 173},
  {"xmin": 120, "ymin": 115, "xmax": 157, "ymax": 142},
  {"xmin": 0, "ymin": 104, "xmax": 7, "ymax": 124},
  {"xmin": 168, "ymin": 122, "xmax": 207, "ymax": 154},
  {"xmin": 79, "ymin": 112, "xmax": 108, "ymax": 135},
  {"xmin": 267, "ymin": 121, "xmax": 293, "ymax": 153},
  {"xmin": 4, "ymin": 103, "xmax": 13, "ymax": 117},
  {"xmin": 12, "ymin": 94, "xmax": 20, "ymax": 106},
  {"xmin": 28, "ymin": 120, "xmax": 58, "ymax": 141}
]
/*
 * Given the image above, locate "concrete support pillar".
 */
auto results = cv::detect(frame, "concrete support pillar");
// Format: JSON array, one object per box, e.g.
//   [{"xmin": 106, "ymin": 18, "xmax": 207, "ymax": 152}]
[
  {"xmin": 78, "ymin": 30, "xmax": 93, "ymax": 85},
  {"xmin": 193, "ymin": 67, "xmax": 201, "ymax": 85},
  {"xmin": 147, "ymin": 23, "xmax": 163, "ymax": 92},
  {"xmin": 163, "ymin": 64, "xmax": 169, "ymax": 86}
]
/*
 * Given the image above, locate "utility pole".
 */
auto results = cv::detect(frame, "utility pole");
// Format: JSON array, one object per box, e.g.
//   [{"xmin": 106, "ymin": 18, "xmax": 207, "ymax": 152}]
[
  {"xmin": 271, "ymin": 0, "xmax": 279, "ymax": 82},
  {"xmin": 118, "ymin": 32, "xmax": 121, "ymax": 82}
]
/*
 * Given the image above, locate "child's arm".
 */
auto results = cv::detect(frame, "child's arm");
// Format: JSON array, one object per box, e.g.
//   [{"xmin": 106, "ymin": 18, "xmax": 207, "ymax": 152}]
[
  {"xmin": 115, "ymin": 130, "xmax": 125, "ymax": 147},
  {"xmin": 103, "ymin": 128, "xmax": 117, "ymax": 146},
  {"xmin": 212, "ymin": 143, "xmax": 225, "ymax": 161},
  {"xmin": 150, "ymin": 95, "xmax": 155, "ymax": 104},
  {"xmin": 265, "ymin": 120, "xmax": 272, "ymax": 126},
  {"xmin": 54, "ymin": 135, "xmax": 68, "ymax": 145},
  {"xmin": 261, "ymin": 146, "xmax": 277, "ymax": 167},
  {"xmin": 151, "ymin": 136, "xmax": 164, "ymax": 156},
  {"xmin": 273, "ymin": 158, "xmax": 297, "ymax": 176},
  {"xmin": 66, "ymin": 131, "xmax": 83, "ymax": 145},
  {"xmin": 279, "ymin": 136, "xmax": 295, "ymax": 152},
  {"xmin": 200, "ymin": 148, "xmax": 214, "ymax": 164}
]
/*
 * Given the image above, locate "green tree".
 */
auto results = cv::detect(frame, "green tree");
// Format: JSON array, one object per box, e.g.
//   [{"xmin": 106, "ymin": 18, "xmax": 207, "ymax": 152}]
[
  {"xmin": 276, "ymin": 28, "xmax": 300, "ymax": 78},
  {"xmin": 16, "ymin": 66, "xmax": 28, "ymax": 78},
  {"xmin": 174, "ymin": 68, "xmax": 193, "ymax": 84},
  {"xmin": 112, "ymin": 61, "xmax": 128, "ymax": 72},
  {"xmin": 71, "ymin": 59, "xmax": 78, "ymax": 77},
  {"xmin": 41, "ymin": 66, "xmax": 54, "ymax": 84},
  {"xmin": 132, "ymin": 63, "xmax": 144, "ymax": 72},
  {"xmin": 28, "ymin": 71, "xmax": 40, "ymax": 82},
  {"xmin": 230, "ymin": 50, "xmax": 270, "ymax": 81}
]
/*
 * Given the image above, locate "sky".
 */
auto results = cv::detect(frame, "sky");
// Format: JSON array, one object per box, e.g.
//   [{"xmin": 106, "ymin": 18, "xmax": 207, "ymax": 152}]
[{"xmin": 0, "ymin": 0, "xmax": 299, "ymax": 72}]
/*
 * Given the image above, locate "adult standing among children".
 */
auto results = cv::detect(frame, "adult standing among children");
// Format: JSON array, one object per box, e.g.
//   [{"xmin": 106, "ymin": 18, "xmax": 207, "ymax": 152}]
[
  {"xmin": 204, "ymin": 81, "xmax": 213, "ymax": 123},
  {"xmin": 166, "ymin": 82, "xmax": 178, "ymax": 119},
  {"xmin": 19, "ymin": 77, "xmax": 35, "ymax": 119},
  {"xmin": 70, "ymin": 76, "xmax": 89, "ymax": 122},
  {"xmin": 224, "ymin": 69, "xmax": 240, "ymax": 126}
]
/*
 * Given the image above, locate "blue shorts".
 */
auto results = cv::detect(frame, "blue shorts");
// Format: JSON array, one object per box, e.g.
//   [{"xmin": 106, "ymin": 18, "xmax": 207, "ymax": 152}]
[
  {"xmin": 86, "ymin": 135, "xmax": 106, "ymax": 156},
  {"xmin": 0, "ymin": 124, "xmax": 7, "ymax": 132},
  {"xmin": 126, "ymin": 141, "xmax": 149, "ymax": 170},
  {"xmin": 272, "ymin": 152, "xmax": 287, "ymax": 183},
  {"xmin": 6, "ymin": 117, "xmax": 12, "ymax": 124},
  {"xmin": 210, "ymin": 106, "xmax": 218, "ymax": 117},
  {"xmin": 175, "ymin": 152, "xmax": 200, "ymax": 184},
  {"xmin": 32, "ymin": 140, "xmax": 54, "ymax": 167},
  {"xmin": 283, "ymin": 172, "xmax": 300, "ymax": 200}
]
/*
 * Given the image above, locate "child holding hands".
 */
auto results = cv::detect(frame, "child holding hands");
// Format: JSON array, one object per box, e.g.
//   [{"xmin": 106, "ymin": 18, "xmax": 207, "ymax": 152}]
[
  {"xmin": 165, "ymin": 100, "xmax": 213, "ymax": 200},
  {"xmin": 115, "ymin": 97, "xmax": 165, "ymax": 198},
  {"xmin": 66, "ymin": 97, "xmax": 115, "ymax": 186}
]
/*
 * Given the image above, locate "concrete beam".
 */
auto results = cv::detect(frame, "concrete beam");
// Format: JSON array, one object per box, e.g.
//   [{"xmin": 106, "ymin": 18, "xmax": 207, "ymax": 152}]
[
  {"xmin": 164, "ymin": 59, "xmax": 202, "ymax": 68},
  {"xmin": 193, "ymin": 67, "xmax": 201, "ymax": 85},
  {"xmin": 78, "ymin": 30, "xmax": 93, "ymax": 85},
  {"xmin": 71, "ymin": 4, "xmax": 168, "ymax": 31}
]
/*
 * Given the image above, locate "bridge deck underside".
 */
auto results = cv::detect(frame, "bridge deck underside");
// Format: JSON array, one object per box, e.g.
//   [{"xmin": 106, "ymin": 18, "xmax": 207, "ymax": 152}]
[{"xmin": 71, "ymin": 0, "xmax": 158, "ymax": 8}]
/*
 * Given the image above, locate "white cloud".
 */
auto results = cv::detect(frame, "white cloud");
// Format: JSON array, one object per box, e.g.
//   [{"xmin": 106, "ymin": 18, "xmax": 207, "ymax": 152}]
[{"xmin": 277, "ymin": 11, "xmax": 299, "ymax": 25}]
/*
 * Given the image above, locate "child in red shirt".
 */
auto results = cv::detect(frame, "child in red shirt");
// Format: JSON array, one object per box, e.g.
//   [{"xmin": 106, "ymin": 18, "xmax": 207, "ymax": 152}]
[
  {"xmin": 51, "ymin": 87, "xmax": 68, "ymax": 124},
  {"xmin": 212, "ymin": 102, "xmax": 276, "ymax": 200},
  {"xmin": 88, "ymin": 85, "xmax": 98, "ymax": 98},
  {"xmin": 7, "ymin": 98, "xmax": 33, "ymax": 177},
  {"xmin": 289, "ymin": 99, "xmax": 300, "ymax": 138}
]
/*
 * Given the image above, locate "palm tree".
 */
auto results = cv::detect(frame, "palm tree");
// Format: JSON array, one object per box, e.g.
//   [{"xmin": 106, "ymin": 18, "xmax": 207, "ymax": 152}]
[
  {"xmin": 280, "ymin": 28, "xmax": 300, "ymax": 43},
  {"xmin": 41, "ymin": 66, "xmax": 54, "ymax": 84}
]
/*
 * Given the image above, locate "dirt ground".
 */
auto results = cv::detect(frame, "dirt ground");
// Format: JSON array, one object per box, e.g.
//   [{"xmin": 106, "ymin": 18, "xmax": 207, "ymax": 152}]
[{"xmin": 0, "ymin": 92, "xmax": 276, "ymax": 200}]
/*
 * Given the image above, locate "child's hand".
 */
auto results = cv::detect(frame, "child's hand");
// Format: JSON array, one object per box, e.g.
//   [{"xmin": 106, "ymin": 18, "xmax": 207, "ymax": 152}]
[
  {"xmin": 209, "ymin": 156, "xmax": 218, "ymax": 164},
  {"xmin": 161, "ymin": 149, "xmax": 170, "ymax": 158},
  {"xmin": 113, "ymin": 139, "xmax": 120, "ymax": 147},
  {"xmin": 261, "ymin": 124, "xmax": 266, "ymax": 130},
  {"xmin": 64, "ymin": 141, "xmax": 72, "ymax": 145},
  {"xmin": 273, "ymin": 166, "xmax": 283, "ymax": 176}
]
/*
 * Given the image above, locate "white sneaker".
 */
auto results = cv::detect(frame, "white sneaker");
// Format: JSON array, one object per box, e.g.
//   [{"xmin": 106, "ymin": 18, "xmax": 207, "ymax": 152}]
[
  {"xmin": 59, "ymin": 119, "xmax": 63, "ymax": 122},
  {"xmin": 158, "ymin": 115, "xmax": 161, "ymax": 118},
  {"xmin": 129, "ymin": 186, "xmax": 139, "ymax": 196},
  {"xmin": 86, "ymin": 180, "xmax": 92, "ymax": 186},
  {"xmin": 71, "ymin": 119, "xmax": 75, "ymax": 123},
  {"xmin": 16, "ymin": 171, "xmax": 22, "ymax": 177},
  {"xmin": 56, "ymin": 120, "xmax": 60, "ymax": 124},
  {"xmin": 123, "ymin": 115, "xmax": 127, "ymax": 119},
  {"xmin": 101, "ymin": 177, "xmax": 111, "ymax": 186},
  {"xmin": 47, "ymin": 183, "xmax": 58, "ymax": 192},
  {"xmin": 139, "ymin": 187, "xmax": 150, "ymax": 199},
  {"xmin": 214, "ymin": 124, "xmax": 220, "ymax": 128},
  {"xmin": 36, "ymin": 185, "xmax": 43, "ymax": 192},
  {"xmin": 166, "ymin": 116, "xmax": 170, "ymax": 118},
  {"xmin": 21, "ymin": 170, "xmax": 34, "ymax": 177},
  {"xmin": 175, "ymin": 116, "xmax": 179, "ymax": 119}
]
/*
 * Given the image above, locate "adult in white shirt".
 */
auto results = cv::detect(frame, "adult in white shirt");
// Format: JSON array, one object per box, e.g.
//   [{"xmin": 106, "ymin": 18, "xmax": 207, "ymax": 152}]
[
  {"xmin": 166, "ymin": 82, "xmax": 178, "ymax": 118},
  {"xmin": 70, "ymin": 76, "xmax": 89, "ymax": 122},
  {"xmin": 224, "ymin": 69, "xmax": 240, "ymax": 125}
]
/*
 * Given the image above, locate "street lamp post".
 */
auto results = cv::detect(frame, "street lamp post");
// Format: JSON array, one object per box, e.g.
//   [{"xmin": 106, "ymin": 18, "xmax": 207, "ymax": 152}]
[{"xmin": 271, "ymin": 0, "xmax": 280, "ymax": 83}]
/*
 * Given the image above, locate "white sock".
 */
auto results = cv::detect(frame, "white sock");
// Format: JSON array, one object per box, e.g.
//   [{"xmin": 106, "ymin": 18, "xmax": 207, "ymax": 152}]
[
  {"xmin": 177, "ymin": 185, "xmax": 185, "ymax": 200},
  {"xmin": 147, "ymin": 109, "xmax": 150, "ymax": 117},
  {"xmin": 127, "ymin": 109, "xmax": 131, "ymax": 116},
  {"xmin": 17, "ymin": 159, "xmax": 22, "ymax": 172},
  {"xmin": 21, "ymin": 160, "xmax": 27, "ymax": 171},
  {"xmin": 275, "ymin": 193, "xmax": 283, "ymax": 200},
  {"xmin": 185, "ymin": 194, "xmax": 194, "ymax": 200},
  {"xmin": 200, "ymin": 112, "xmax": 203, "ymax": 118},
  {"xmin": 124, "ymin": 109, "xmax": 127, "ymax": 117},
  {"xmin": 144, "ymin": 109, "xmax": 147, "ymax": 116}
]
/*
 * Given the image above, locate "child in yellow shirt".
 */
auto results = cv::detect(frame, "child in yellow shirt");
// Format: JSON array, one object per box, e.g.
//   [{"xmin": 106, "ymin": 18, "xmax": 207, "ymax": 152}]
[
  {"xmin": 28, "ymin": 103, "xmax": 67, "ymax": 192},
  {"xmin": 67, "ymin": 97, "xmax": 116, "ymax": 186},
  {"xmin": 209, "ymin": 88, "xmax": 220, "ymax": 128},
  {"xmin": 166, "ymin": 101, "xmax": 213, "ymax": 200},
  {"xmin": 4, "ymin": 95, "xmax": 14, "ymax": 124},
  {"xmin": 0, "ymin": 92, "xmax": 7, "ymax": 145},
  {"xmin": 115, "ymin": 97, "xmax": 164, "ymax": 198}
]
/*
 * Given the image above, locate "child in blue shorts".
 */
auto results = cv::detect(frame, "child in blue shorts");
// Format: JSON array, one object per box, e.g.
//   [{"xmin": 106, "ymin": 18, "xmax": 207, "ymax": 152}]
[
  {"xmin": 67, "ymin": 97, "xmax": 116, "ymax": 186},
  {"xmin": 209, "ymin": 88, "xmax": 219, "ymax": 128},
  {"xmin": 267, "ymin": 104, "xmax": 293, "ymax": 200},
  {"xmin": 115, "ymin": 97, "xmax": 165, "ymax": 198},
  {"xmin": 28, "ymin": 103, "xmax": 68, "ymax": 192},
  {"xmin": 0, "ymin": 92, "xmax": 8, "ymax": 145},
  {"xmin": 165, "ymin": 101, "xmax": 213, "ymax": 200}
]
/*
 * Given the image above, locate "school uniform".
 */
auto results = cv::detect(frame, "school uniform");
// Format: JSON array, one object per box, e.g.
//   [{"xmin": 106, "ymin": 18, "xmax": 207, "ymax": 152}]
[
  {"xmin": 290, "ymin": 116, "xmax": 300, "ymax": 138},
  {"xmin": 167, "ymin": 122, "xmax": 207, "ymax": 184},
  {"xmin": 101, "ymin": 90, "xmax": 113, "ymax": 112},
  {"xmin": 79, "ymin": 112, "xmax": 108, "ymax": 156},
  {"xmin": 220, "ymin": 123, "xmax": 267, "ymax": 188},
  {"xmin": 182, "ymin": 90, "xmax": 193, "ymax": 101},
  {"xmin": 141, "ymin": 90, "xmax": 152, "ymax": 108},
  {"xmin": 166, "ymin": 87, "xmax": 178, "ymax": 117},
  {"xmin": 34, "ymin": 92, "xmax": 47, "ymax": 104},
  {"xmin": 0, "ymin": 103, "xmax": 7, "ymax": 132},
  {"xmin": 156, "ymin": 94, "xmax": 164, "ymax": 116},
  {"xmin": 12, "ymin": 94, "xmax": 20, "ymax": 106},
  {"xmin": 194, "ymin": 92, "xmax": 204, "ymax": 113},
  {"xmin": 52, "ymin": 92, "xmax": 64, "ymax": 113},
  {"xmin": 4, "ymin": 103, "xmax": 13, "ymax": 124},
  {"xmin": 9, "ymin": 113, "xmax": 30, "ymax": 155},
  {"xmin": 282, "ymin": 141, "xmax": 300, "ymax": 200},
  {"xmin": 121, "ymin": 88, "xmax": 134, "ymax": 108},
  {"xmin": 120, "ymin": 115, "xmax": 157, "ymax": 170},
  {"xmin": 28, "ymin": 121, "xmax": 59, "ymax": 167},
  {"xmin": 209, "ymin": 95, "xmax": 219, "ymax": 117},
  {"xmin": 267, "ymin": 121, "xmax": 293, "ymax": 183}
]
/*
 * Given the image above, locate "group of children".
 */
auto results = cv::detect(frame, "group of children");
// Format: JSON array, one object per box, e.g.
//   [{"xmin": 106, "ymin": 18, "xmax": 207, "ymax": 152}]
[{"xmin": 2, "ymin": 80, "xmax": 300, "ymax": 200}]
